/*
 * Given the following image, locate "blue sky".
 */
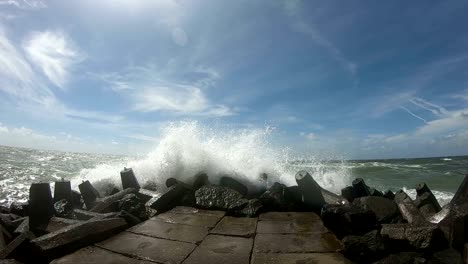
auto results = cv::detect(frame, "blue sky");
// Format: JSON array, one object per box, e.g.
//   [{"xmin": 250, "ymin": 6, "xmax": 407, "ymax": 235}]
[{"xmin": 0, "ymin": 0, "xmax": 468, "ymax": 159}]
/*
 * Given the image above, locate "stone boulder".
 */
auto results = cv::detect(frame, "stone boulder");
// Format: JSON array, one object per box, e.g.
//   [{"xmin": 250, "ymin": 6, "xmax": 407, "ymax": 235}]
[
  {"xmin": 352, "ymin": 178, "xmax": 371, "ymax": 198},
  {"xmin": 259, "ymin": 182, "xmax": 291, "ymax": 211},
  {"xmin": 321, "ymin": 204, "xmax": 377, "ymax": 238},
  {"xmin": 9, "ymin": 202, "xmax": 28, "ymax": 217},
  {"xmin": 296, "ymin": 171, "xmax": 326, "ymax": 211},
  {"xmin": 342, "ymin": 230, "xmax": 386, "ymax": 263},
  {"xmin": 118, "ymin": 194, "xmax": 147, "ymax": 220},
  {"xmin": 353, "ymin": 196, "xmax": 400, "ymax": 224},
  {"xmin": 195, "ymin": 185, "xmax": 248, "ymax": 211},
  {"xmin": 341, "ymin": 186, "xmax": 356, "ymax": 203},
  {"xmin": 146, "ymin": 184, "xmax": 190, "ymax": 212},
  {"xmin": 380, "ymin": 223, "xmax": 447, "ymax": 251}
]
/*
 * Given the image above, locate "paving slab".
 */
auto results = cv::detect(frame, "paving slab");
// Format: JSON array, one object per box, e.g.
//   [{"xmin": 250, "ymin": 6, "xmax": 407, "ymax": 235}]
[
  {"xmin": 97, "ymin": 231, "xmax": 195, "ymax": 264},
  {"xmin": 210, "ymin": 216, "xmax": 257, "ymax": 237},
  {"xmin": 253, "ymin": 233, "xmax": 342, "ymax": 253},
  {"xmin": 258, "ymin": 212, "xmax": 321, "ymax": 221},
  {"xmin": 183, "ymin": 234, "xmax": 253, "ymax": 264},
  {"xmin": 256, "ymin": 219, "xmax": 328, "ymax": 234},
  {"xmin": 128, "ymin": 217, "xmax": 209, "ymax": 243},
  {"xmin": 50, "ymin": 246, "xmax": 154, "ymax": 264},
  {"xmin": 170, "ymin": 206, "xmax": 226, "ymax": 217},
  {"xmin": 155, "ymin": 211, "xmax": 223, "ymax": 228},
  {"xmin": 251, "ymin": 253, "xmax": 352, "ymax": 264}
]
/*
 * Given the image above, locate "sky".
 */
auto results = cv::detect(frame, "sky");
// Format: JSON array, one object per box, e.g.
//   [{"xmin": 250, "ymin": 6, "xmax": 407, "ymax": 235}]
[{"xmin": 0, "ymin": 0, "xmax": 468, "ymax": 159}]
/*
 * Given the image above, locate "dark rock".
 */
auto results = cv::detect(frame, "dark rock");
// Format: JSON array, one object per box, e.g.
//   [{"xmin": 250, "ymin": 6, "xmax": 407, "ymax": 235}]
[
  {"xmin": 0, "ymin": 205, "xmax": 9, "ymax": 214},
  {"xmin": 415, "ymin": 192, "xmax": 440, "ymax": 218},
  {"xmin": 71, "ymin": 191, "xmax": 83, "ymax": 209},
  {"xmin": 29, "ymin": 183, "xmax": 55, "ymax": 234},
  {"xmin": 195, "ymin": 185, "xmax": 248, "ymax": 211},
  {"xmin": 146, "ymin": 184, "xmax": 189, "ymax": 212},
  {"xmin": 380, "ymin": 223, "xmax": 447, "ymax": 251},
  {"xmin": 373, "ymin": 252, "xmax": 423, "ymax": 264},
  {"xmin": 342, "ymin": 230, "xmax": 385, "ymax": 263},
  {"xmin": 259, "ymin": 182, "xmax": 290, "ymax": 211},
  {"xmin": 9, "ymin": 202, "xmax": 28, "ymax": 217},
  {"xmin": 136, "ymin": 188, "xmax": 158, "ymax": 203},
  {"xmin": 53, "ymin": 181, "xmax": 72, "ymax": 205},
  {"xmin": 141, "ymin": 180, "xmax": 158, "ymax": 191},
  {"xmin": 341, "ymin": 186, "xmax": 356, "ymax": 203},
  {"xmin": 353, "ymin": 196, "xmax": 399, "ymax": 223},
  {"xmin": 321, "ymin": 188, "xmax": 349, "ymax": 205},
  {"xmin": 451, "ymin": 174, "xmax": 468, "ymax": 205},
  {"xmin": 0, "ymin": 214, "xmax": 21, "ymax": 234},
  {"xmin": 93, "ymin": 181, "xmax": 120, "ymax": 197},
  {"xmin": 120, "ymin": 167, "xmax": 140, "ymax": 190},
  {"xmin": 31, "ymin": 218, "xmax": 127, "ymax": 260},
  {"xmin": 464, "ymin": 243, "xmax": 468, "ymax": 264},
  {"xmin": 90, "ymin": 188, "xmax": 137, "ymax": 213},
  {"xmin": 295, "ymin": 170, "xmax": 326, "ymax": 211},
  {"xmin": 394, "ymin": 190, "xmax": 410, "ymax": 203},
  {"xmin": 179, "ymin": 191, "xmax": 196, "ymax": 207},
  {"xmin": 352, "ymin": 178, "xmax": 371, "ymax": 197},
  {"xmin": 397, "ymin": 197, "xmax": 425, "ymax": 224},
  {"xmin": 13, "ymin": 218, "xmax": 29, "ymax": 236},
  {"xmin": 236, "ymin": 199, "xmax": 263, "ymax": 217},
  {"xmin": 118, "ymin": 194, "xmax": 146, "ymax": 220},
  {"xmin": 369, "ymin": 188, "xmax": 384, "ymax": 197},
  {"xmin": 321, "ymin": 204, "xmax": 377, "ymax": 238},
  {"xmin": 165, "ymin": 178, "xmax": 179, "ymax": 188},
  {"xmin": 0, "ymin": 231, "xmax": 35, "ymax": 262},
  {"xmin": 383, "ymin": 190, "xmax": 395, "ymax": 200},
  {"xmin": 54, "ymin": 199, "xmax": 73, "ymax": 218},
  {"xmin": 220, "ymin": 176, "xmax": 248, "ymax": 196},
  {"xmin": 192, "ymin": 172, "xmax": 210, "ymax": 191},
  {"xmin": 78, "ymin": 180, "xmax": 100, "ymax": 210},
  {"xmin": 428, "ymin": 248, "xmax": 463, "ymax": 264}
]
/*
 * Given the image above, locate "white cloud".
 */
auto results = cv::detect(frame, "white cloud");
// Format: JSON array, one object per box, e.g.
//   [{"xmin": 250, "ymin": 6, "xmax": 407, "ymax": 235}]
[
  {"xmin": 0, "ymin": 0, "xmax": 46, "ymax": 9},
  {"xmin": 125, "ymin": 134, "xmax": 159, "ymax": 142},
  {"xmin": 399, "ymin": 106, "xmax": 427, "ymax": 123},
  {"xmin": 300, "ymin": 132, "xmax": 316, "ymax": 140},
  {"xmin": 98, "ymin": 64, "xmax": 235, "ymax": 117},
  {"xmin": 23, "ymin": 30, "xmax": 84, "ymax": 89}
]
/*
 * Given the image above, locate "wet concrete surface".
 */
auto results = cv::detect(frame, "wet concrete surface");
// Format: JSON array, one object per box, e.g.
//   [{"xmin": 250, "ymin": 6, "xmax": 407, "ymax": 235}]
[{"xmin": 52, "ymin": 207, "xmax": 350, "ymax": 264}]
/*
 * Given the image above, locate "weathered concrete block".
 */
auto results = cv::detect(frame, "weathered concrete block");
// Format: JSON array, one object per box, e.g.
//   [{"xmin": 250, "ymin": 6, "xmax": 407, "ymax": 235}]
[
  {"xmin": 72, "ymin": 209, "xmax": 105, "ymax": 221},
  {"xmin": 136, "ymin": 188, "xmax": 158, "ymax": 203},
  {"xmin": 296, "ymin": 170, "xmax": 326, "ymax": 211},
  {"xmin": 90, "ymin": 188, "xmax": 137, "ymax": 213},
  {"xmin": 29, "ymin": 183, "xmax": 55, "ymax": 234},
  {"xmin": 9, "ymin": 202, "xmax": 28, "ymax": 217},
  {"xmin": 353, "ymin": 196, "xmax": 399, "ymax": 223},
  {"xmin": 415, "ymin": 183, "xmax": 442, "ymax": 213},
  {"xmin": 54, "ymin": 199, "xmax": 73, "ymax": 218},
  {"xmin": 251, "ymin": 253, "xmax": 352, "ymax": 264},
  {"xmin": 78, "ymin": 180, "xmax": 100, "ymax": 210},
  {"xmin": 254, "ymin": 233, "xmax": 342, "ymax": 253},
  {"xmin": 146, "ymin": 184, "xmax": 188, "ymax": 212},
  {"xmin": 438, "ymin": 202, "xmax": 468, "ymax": 252},
  {"xmin": 464, "ymin": 243, "xmax": 468, "ymax": 264},
  {"xmin": 369, "ymin": 187, "xmax": 384, "ymax": 197},
  {"xmin": 380, "ymin": 223, "xmax": 447, "ymax": 251},
  {"xmin": 141, "ymin": 180, "xmax": 158, "ymax": 191},
  {"xmin": 192, "ymin": 172, "xmax": 210, "ymax": 191},
  {"xmin": 321, "ymin": 204, "xmax": 377, "ymax": 238},
  {"xmin": 184, "ymin": 234, "xmax": 253, "ymax": 264},
  {"xmin": 129, "ymin": 217, "xmax": 209, "ymax": 243},
  {"xmin": 373, "ymin": 252, "xmax": 423, "ymax": 264},
  {"xmin": 322, "ymin": 188, "xmax": 348, "ymax": 205},
  {"xmin": 195, "ymin": 185, "xmax": 248, "ymax": 211},
  {"xmin": 397, "ymin": 197, "xmax": 425, "ymax": 224},
  {"xmin": 71, "ymin": 190, "xmax": 82, "ymax": 209},
  {"xmin": 235, "ymin": 198, "xmax": 263, "ymax": 217},
  {"xmin": 259, "ymin": 182, "xmax": 291, "ymax": 211},
  {"xmin": 0, "ymin": 230, "xmax": 35, "ymax": 261},
  {"xmin": 352, "ymin": 178, "xmax": 371, "ymax": 197},
  {"xmin": 50, "ymin": 246, "xmax": 154, "ymax": 264},
  {"xmin": 341, "ymin": 186, "xmax": 356, "ymax": 203},
  {"xmin": 394, "ymin": 190, "xmax": 410, "ymax": 203},
  {"xmin": 117, "ymin": 193, "xmax": 146, "ymax": 220},
  {"xmin": 120, "ymin": 167, "xmax": 140, "ymax": 190},
  {"xmin": 93, "ymin": 181, "xmax": 120, "ymax": 197},
  {"xmin": 45, "ymin": 217, "xmax": 81, "ymax": 233},
  {"xmin": 54, "ymin": 181, "xmax": 72, "ymax": 204},
  {"xmin": 210, "ymin": 216, "xmax": 257, "ymax": 237},
  {"xmin": 451, "ymin": 174, "xmax": 468, "ymax": 205},
  {"xmin": 97, "ymin": 231, "xmax": 195, "ymax": 264},
  {"xmin": 220, "ymin": 176, "xmax": 248, "ymax": 196},
  {"xmin": 32, "ymin": 218, "xmax": 127, "ymax": 259},
  {"xmin": 383, "ymin": 190, "xmax": 395, "ymax": 200}
]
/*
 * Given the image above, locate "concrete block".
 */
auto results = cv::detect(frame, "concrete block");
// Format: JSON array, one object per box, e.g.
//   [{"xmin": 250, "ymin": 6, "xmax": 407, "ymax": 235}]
[
  {"xmin": 97, "ymin": 231, "xmax": 195, "ymax": 264},
  {"xmin": 295, "ymin": 171, "xmax": 326, "ymax": 211},
  {"xmin": 78, "ymin": 181, "xmax": 100, "ymax": 210},
  {"xmin": 90, "ymin": 188, "xmax": 137, "ymax": 213},
  {"xmin": 210, "ymin": 216, "xmax": 257, "ymax": 237},
  {"xmin": 183, "ymin": 234, "xmax": 253, "ymax": 264},
  {"xmin": 50, "ymin": 246, "xmax": 154, "ymax": 264},
  {"xmin": 29, "ymin": 183, "xmax": 55, "ymax": 233},
  {"xmin": 120, "ymin": 168, "xmax": 140, "ymax": 190}
]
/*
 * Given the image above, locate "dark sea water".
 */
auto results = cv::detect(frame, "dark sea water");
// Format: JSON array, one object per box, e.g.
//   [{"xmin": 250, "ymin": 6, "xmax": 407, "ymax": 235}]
[{"xmin": 1, "ymin": 144, "xmax": 465, "ymax": 207}]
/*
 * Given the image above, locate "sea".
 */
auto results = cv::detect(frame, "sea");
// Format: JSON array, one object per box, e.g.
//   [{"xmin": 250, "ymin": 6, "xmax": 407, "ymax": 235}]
[{"xmin": 0, "ymin": 122, "xmax": 466, "ymax": 207}]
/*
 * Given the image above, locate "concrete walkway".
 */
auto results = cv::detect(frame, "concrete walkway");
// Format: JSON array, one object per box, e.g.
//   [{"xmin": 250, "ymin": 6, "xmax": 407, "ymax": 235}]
[{"xmin": 51, "ymin": 207, "xmax": 352, "ymax": 264}]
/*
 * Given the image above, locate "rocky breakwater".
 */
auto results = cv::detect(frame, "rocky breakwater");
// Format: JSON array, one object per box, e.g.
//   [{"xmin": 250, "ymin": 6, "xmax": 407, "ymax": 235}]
[{"xmin": 0, "ymin": 167, "xmax": 467, "ymax": 264}]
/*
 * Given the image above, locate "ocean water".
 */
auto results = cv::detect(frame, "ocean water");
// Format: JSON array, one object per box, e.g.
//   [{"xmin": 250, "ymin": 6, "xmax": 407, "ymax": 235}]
[{"xmin": 0, "ymin": 122, "xmax": 466, "ymax": 206}]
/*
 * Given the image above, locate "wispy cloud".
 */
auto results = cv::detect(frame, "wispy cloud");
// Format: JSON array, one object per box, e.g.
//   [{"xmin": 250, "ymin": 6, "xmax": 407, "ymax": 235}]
[
  {"xmin": 23, "ymin": 30, "xmax": 85, "ymax": 89},
  {"xmin": 0, "ymin": 0, "xmax": 46, "ymax": 9},
  {"xmin": 410, "ymin": 97, "xmax": 449, "ymax": 117},
  {"xmin": 282, "ymin": 0, "xmax": 357, "ymax": 76},
  {"xmin": 97, "ymin": 64, "xmax": 235, "ymax": 117},
  {"xmin": 399, "ymin": 106, "xmax": 427, "ymax": 123}
]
